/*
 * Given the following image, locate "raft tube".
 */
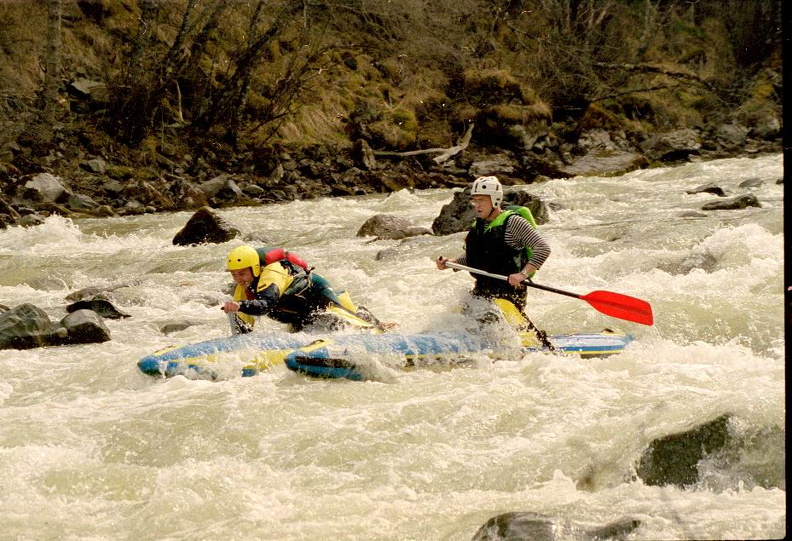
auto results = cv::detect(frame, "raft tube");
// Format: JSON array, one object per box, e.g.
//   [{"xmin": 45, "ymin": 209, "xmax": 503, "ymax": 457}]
[
  {"xmin": 284, "ymin": 330, "xmax": 634, "ymax": 381},
  {"xmin": 137, "ymin": 333, "xmax": 314, "ymax": 380}
]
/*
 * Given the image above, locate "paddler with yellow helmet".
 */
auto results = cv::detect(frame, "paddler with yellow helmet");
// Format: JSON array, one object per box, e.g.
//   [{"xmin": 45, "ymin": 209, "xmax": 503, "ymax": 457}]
[{"xmin": 221, "ymin": 245, "xmax": 383, "ymax": 333}]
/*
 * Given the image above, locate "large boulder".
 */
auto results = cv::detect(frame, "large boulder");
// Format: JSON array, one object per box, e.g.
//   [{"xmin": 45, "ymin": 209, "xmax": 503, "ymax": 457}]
[
  {"xmin": 749, "ymin": 111, "xmax": 781, "ymax": 140},
  {"xmin": 59, "ymin": 309, "xmax": 111, "ymax": 344},
  {"xmin": 636, "ymin": 415, "xmax": 731, "ymax": 487},
  {"xmin": 66, "ymin": 78, "xmax": 109, "ymax": 106},
  {"xmin": 18, "ymin": 172, "xmax": 71, "ymax": 204},
  {"xmin": 701, "ymin": 193, "xmax": 761, "ymax": 211},
  {"xmin": 172, "ymin": 206, "xmax": 241, "ymax": 246},
  {"xmin": 557, "ymin": 150, "xmax": 648, "ymax": 178},
  {"xmin": 0, "ymin": 303, "xmax": 114, "ymax": 349},
  {"xmin": 168, "ymin": 177, "xmax": 210, "ymax": 210},
  {"xmin": 469, "ymin": 155, "xmax": 515, "ymax": 178},
  {"xmin": 351, "ymin": 139, "xmax": 377, "ymax": 170},
  {"xmin": 65, "ymin": 284, "xmax": 132, "ymax": 302},
  {"xmin": 198, "ymin": 174, "xmax": 249, "ymax": 204},
  {"xmin": 120, "ymin": 179, "xmax": 174, "ymax": 210},
  {"xmin": 356, "ymin": 214, "xmax": 432, "ymax": 240},
  {"xmin": 686, "ymin": 183, "xmax": 726, "ymax": 197},
  {"xmin": 66, "ymin": 299, "xmax": 130, "ymax": 319},
  {"xmin": 0, "ymin": 303, "xmax": 64, "ymax": 349},
  {"xmin": 472, "ymin": 512, "xmax": 641, "ymax": 541},
  {"xmin": 712, "ymin": 123, "xmax": 748, "ymax": 150},
  {"xmin": 431, "ymin": 186, "xmax": 549, "ymax": 236},
  {"xmin": 640, "ymin": 128, "xmax": 701, "ymax": 162}
]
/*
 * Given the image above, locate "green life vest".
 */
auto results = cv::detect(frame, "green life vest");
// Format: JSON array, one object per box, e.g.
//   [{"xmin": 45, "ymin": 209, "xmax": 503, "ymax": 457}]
[
  {"xmin": 503, "ymin": 204, "xmax": 537, "ymax": 228},
  {"xmin": 471, "ymin": 205, "xmax": 538, "ymax": 267}
]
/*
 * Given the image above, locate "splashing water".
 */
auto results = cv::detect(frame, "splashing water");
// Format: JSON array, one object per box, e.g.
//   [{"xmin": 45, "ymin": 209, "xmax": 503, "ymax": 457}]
[{"xmin": 0, "ymin": 154, "xmax": 784, "ymax": 539}]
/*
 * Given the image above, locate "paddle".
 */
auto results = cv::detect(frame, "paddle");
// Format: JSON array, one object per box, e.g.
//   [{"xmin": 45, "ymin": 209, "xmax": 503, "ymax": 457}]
[
  {"xmin": 327, "ymin": 303, "xmax": 379, "ymax": 330},
  {"xmin": 226, "ymin": 299, "xmax": 254, "ymax": 336},
  {"xmin": 224, "ymin": 299, "xmax": 388, "ymax": 335},
  {"xmin": 227, "ymin": 311, "xmax": 241, "ymax": 336},
  {"xmin": 443, "ymin": 261, "xmax": 654, "ymax": 326}
]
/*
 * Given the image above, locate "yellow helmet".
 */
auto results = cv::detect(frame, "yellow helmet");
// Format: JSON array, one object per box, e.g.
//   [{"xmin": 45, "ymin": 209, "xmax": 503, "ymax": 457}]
[{"xmin": 227, "ymin": 245, "xmax": 261, "ymax": 277}]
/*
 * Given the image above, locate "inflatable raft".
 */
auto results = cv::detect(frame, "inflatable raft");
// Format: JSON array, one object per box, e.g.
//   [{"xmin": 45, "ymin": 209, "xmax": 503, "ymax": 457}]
[
  {"xmin": 137, "ymin": 333, "xmax": 314, "ymax": 380},
  {"xmin": 284, "ymin": 329, "xmax": 633, "ymax": 380},
  {"xmin": 137, "ymin": 328, "xmax": 632, "ymax": 381}
]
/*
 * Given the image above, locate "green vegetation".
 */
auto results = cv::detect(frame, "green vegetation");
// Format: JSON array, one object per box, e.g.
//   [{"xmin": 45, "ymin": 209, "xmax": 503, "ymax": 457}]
[{"xmin": 0, "ymin": 0, "xmax": 782, "ymax": 178}]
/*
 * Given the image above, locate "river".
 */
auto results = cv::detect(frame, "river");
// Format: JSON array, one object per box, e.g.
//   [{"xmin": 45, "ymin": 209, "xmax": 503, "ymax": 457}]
[{"xmin": 0, "ymin": 153, "xmax": 784, "ymax": 540}]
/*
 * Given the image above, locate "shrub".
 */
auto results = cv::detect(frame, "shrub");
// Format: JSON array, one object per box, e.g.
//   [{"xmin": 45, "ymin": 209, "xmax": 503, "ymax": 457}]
[{"xmin": 369, "ymin": 107, "xmax": 418, "ymax": 149}]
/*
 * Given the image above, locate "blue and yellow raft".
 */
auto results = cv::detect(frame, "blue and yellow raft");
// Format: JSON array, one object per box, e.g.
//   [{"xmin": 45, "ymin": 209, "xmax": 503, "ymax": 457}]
[
  {"xmin": 137, "ymin": 333, "xmax": 312, "ymax": 380},
  {"xmin": 138, "ymin": 328, "xmax": 632, "ymax": 381},
  {"xmin": 282, "ymin": 329, "xmax": 633, "ymax": 380}
]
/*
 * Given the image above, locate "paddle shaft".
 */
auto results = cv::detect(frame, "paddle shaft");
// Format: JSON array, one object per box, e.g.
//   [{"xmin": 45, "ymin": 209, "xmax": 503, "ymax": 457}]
[
  {"xmin": 227, "ymin": 311, "xmax": 241, "ymax": 335},
  {"xmin": 444, "ymin": 261, "xmax": 574, "ymax": 295},
  {"xmin": 442, "ymin": 260, "xmax": 653, "ymax": 326}
]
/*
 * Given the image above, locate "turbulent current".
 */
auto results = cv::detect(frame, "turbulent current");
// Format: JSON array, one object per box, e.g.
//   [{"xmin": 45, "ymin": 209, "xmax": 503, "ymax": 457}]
[{"xmin": 0, "ymin": 154, "xmax": 784, "ymax": 540}]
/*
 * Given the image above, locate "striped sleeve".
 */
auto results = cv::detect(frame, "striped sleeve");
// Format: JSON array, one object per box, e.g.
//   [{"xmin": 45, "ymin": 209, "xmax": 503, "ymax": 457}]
[{"xmin": 505, "ymin": 216, "xmax": 551, "ymax": 270}]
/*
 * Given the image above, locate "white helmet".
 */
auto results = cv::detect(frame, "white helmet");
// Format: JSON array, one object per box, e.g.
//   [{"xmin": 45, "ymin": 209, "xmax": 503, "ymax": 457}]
[{"xmin": 471, "ymin": 176, "xmax": 503, "ymax": 207}]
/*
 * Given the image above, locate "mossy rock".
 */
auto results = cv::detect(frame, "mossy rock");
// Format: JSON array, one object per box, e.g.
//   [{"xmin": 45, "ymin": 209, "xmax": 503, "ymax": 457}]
[
  {"xmin": 105, "ymin": 165, "xmax": 135, "ymax": 181},
  {"xmin": 136, "ymin": 167, "xmax": 161, "ymax": 182},
  {"xmin": 578, "ymin": 103, "xmax": 628, "ymax": 133}
]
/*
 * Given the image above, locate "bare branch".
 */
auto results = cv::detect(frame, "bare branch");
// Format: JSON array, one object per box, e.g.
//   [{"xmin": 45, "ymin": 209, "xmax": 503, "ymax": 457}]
[
  {"xmin": 593, "ymin": 62, "xmax": 715, "ymax": 92},
  {"xmin": 373, "ymin": 123, "xmax": 474, "ymax": 164}
]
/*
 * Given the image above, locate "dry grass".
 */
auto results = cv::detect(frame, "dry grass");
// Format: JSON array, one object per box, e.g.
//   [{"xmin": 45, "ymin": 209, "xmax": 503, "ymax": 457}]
[
  {"xmin": 0, "ymin": 4, "xmax": 46, "ymax": 103},
  {"xmin": 0, "ymin": 0, "xmax": 781, "ymax": 165}
]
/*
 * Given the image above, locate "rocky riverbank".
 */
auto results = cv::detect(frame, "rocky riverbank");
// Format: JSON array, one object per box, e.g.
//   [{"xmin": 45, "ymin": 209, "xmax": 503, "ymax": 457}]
[{"xmin": 0, "ymin": 116, "xmax": 782, "ymax": 230}]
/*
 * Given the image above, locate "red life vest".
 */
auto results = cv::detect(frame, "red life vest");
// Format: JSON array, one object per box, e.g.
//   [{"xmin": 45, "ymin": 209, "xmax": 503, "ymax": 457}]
[{"xmin": 258, "ymin": 247, "xmax": 309, "ymax": 271}]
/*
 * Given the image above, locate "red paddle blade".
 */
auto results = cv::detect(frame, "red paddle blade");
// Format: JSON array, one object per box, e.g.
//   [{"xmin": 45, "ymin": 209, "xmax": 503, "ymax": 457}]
[{"xmin": 581, "ymin": 290, "xmax": 654, "ymax": 326}]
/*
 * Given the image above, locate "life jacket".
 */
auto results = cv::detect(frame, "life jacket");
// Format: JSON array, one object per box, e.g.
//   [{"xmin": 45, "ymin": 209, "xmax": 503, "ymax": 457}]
[
  {"xmin": 256, "ymin": 247, "xmax": 309, "ymax": 272},
  {"xmin": 232, "ymin": 261, "xmax": 338, "ymax": 329},
  {"xmin": 464, "ymin": 206, "xmax": 537, "ymax": 296},
  {"xmin": 502, "ymin": 205, "xmax": 537, "ymax": 265},
  {"xmin": 232, "ymin": 261, "xmax": 296, "ymax": 327},
  {"xmin": 504, "ymin": 205, "xmax": 537, "ymax": 227}
]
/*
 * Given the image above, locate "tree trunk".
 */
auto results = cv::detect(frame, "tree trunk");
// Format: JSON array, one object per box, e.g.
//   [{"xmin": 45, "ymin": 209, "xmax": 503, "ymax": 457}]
[
  {"xmin": 38, "ymin": 0, "xmax": 62, "ymax": 126},
  {"xmin": 207, "ymin": 1, "xmax": 305, "ymax": 143},
  {"xmin": 116, "ymin": 0, "xmax": 159, "ymax": 145}
]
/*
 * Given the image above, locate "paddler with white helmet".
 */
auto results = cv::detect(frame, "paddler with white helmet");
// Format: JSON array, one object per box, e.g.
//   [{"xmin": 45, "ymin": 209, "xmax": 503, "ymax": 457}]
[{"xmin": 436, "ymin": 175, "xmax": 551, "ymax": 330}]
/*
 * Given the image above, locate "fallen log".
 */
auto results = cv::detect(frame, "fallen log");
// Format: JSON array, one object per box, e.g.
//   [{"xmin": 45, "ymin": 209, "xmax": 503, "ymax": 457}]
[{"xmin": 373, "ymin": 123, "xmax": 474, "ymax": 164}]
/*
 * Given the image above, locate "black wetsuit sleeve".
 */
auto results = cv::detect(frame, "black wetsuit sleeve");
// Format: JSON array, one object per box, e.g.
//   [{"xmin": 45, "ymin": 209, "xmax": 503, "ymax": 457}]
[{"xmin": 238, "ymin": 283, "xmax": 281, "ymax": 316}]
